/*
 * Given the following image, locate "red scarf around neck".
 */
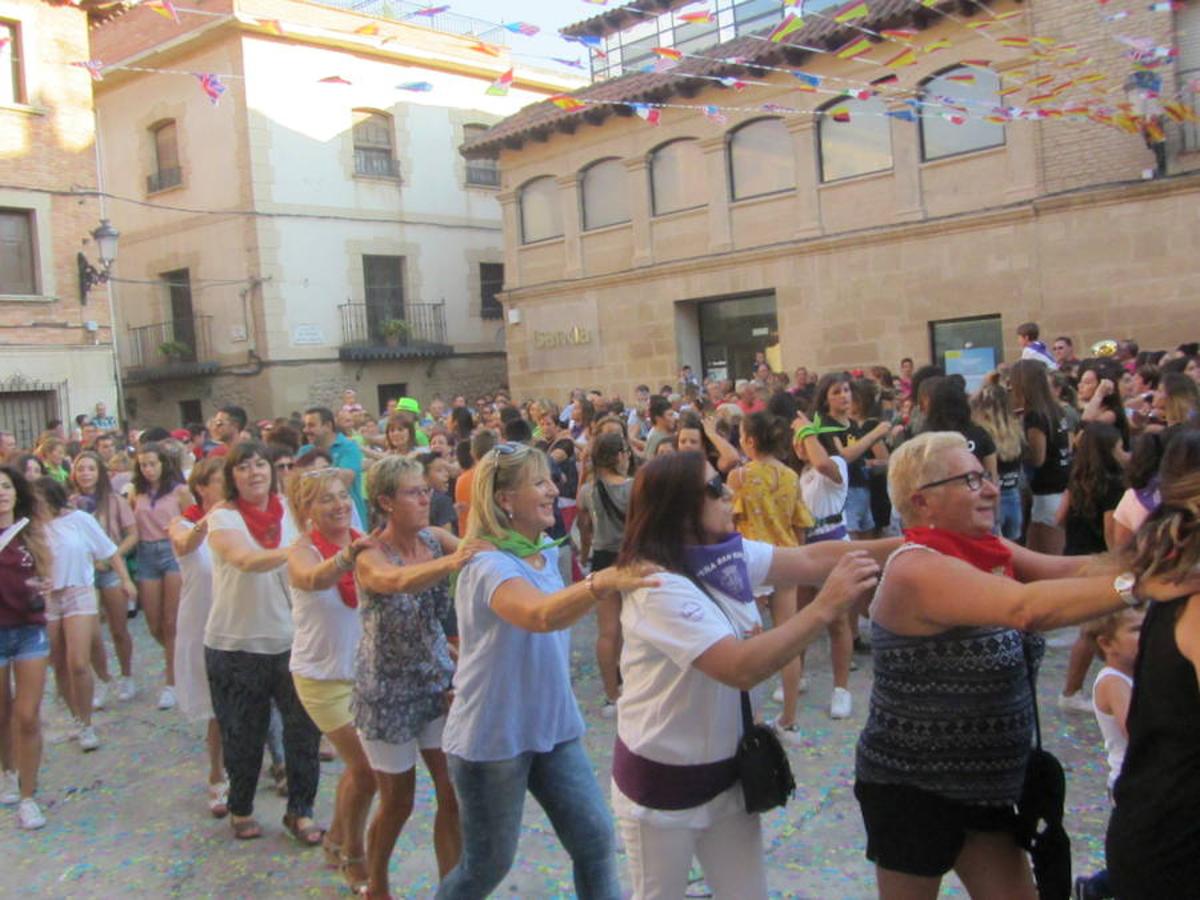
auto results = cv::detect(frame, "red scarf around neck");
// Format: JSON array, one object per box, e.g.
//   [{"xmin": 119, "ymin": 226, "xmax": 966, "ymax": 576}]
[
  {"xmin": 236, "ymin": 494, "xmax": 284, "ymax": 548},
  {"xmin": 904, "ymin": 526, "xmax": 1014, "ymax": 578},
  {"xmin": 309, "ymin": 527, "xmax": 362, "ymax": 609},
  {"xmin": 182, "ymin": 504, "xmax": 205, "ymax": 524}
]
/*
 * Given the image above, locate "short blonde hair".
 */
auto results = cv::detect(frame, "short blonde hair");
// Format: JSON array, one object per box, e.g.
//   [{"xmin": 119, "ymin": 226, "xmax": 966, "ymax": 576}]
[
  {"xmin": 887, "ymin": 431, "xmax": 969, "ymax": 525},
  {"xmin": 367, "ymin": 455, "xmax": 425, "ymax": 519},
  {"xmin": 467, "ymin": 443, "xmax": 550, "ymax": 542},
  {"xmin": 287, "ymin": 467, "xmax": 347, "ymax": 527}
]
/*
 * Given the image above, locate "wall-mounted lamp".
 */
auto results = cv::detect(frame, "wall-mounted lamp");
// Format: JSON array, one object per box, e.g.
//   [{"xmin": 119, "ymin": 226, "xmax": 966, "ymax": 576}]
[{"xmin": 77, "ymin": 218, "xmax": 120, "ymax": 304}]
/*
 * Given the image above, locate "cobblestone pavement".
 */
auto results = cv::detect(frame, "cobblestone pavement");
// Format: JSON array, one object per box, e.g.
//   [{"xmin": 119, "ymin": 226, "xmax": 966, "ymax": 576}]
[{"xmin": 1, "ymin": 617, "xmax": 1111, "ymax": 898}]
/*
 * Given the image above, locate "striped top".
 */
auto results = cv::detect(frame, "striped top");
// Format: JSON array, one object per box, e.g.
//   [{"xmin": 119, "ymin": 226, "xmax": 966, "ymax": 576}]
[{"xmin": 855, "ymin": 544, "xmax": 1042, "ymax": 806}]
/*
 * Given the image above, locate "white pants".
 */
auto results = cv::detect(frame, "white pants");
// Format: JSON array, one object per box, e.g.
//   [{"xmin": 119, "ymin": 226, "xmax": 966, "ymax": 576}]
[{"xmin": 617, "ymin": 808, "xmax": 767, "ymax": 900}]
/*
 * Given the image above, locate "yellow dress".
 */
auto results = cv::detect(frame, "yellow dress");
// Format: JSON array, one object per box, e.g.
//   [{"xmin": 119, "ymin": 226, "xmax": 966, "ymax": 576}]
[{"xmin": 732, "ymin": 459, "xmax": 814, "ymax": 548}]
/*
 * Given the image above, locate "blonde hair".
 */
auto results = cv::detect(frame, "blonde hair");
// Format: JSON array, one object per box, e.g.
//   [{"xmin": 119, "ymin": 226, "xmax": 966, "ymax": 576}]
[
  {"xmin": 466, "ymin": 443, "xmax": 550, "ymax": 542},
  {"xmin": 286, "ymin": 467, "xmax": 347, "ymax": 527},
  {"xmin": 1081, "ymin": 606, "xmax": 1141, "ymax": 660},
  {"xmin": 367, "ymin": 455, "xmax": 425, "ymax": 520},
  {"xmin": 970, "ymin": 383, "xmax": 1022, "ymax": 463},
  {"xmin": 887, "ymin": 431, "xmax": 970, "ymax": 525}
]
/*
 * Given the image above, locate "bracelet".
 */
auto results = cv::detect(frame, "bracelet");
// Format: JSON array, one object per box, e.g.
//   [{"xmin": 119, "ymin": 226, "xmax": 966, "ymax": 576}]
[{"xmin": 334, "ymin": 549, "xmax": 354, "ymax": 572}]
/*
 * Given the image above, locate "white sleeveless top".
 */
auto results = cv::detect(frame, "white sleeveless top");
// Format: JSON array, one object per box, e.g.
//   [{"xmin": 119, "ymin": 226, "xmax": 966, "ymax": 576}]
[
  {"xmin": 1093, "ymin": 665, "xmax": 1133, "ymax": 789},
  {"xmin": 289, "ymin": 545, "xmax": 362, "ymax": 682}
]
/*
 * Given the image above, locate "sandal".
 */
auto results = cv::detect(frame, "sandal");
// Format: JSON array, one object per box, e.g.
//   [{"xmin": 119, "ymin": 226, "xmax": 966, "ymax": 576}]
[
  {"xmin": 231, "ymin": 816, "xmax": 262, "ymax": 840},
  {"xmin": 282, "ymin": 812, "xmax": 325, "ymax": 847},
  {"xmin": 208, "ymin": 781, "xmax": 229, "ymax": 819},
  {"xmin": 322, "ymin": 834, "xmax": 343, "ymax": 869},
  {"xmin": 340, "ymin": 854, "xmax": 369, "ymax": 895},
  {"xmin": 355, "ymin": 887, "xmax": 393, "ymax": 900}
]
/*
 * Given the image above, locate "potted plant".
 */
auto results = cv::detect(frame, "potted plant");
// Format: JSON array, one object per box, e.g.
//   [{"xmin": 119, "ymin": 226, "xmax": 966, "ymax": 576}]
[
  {"xmin": 158, "ymin": 339, "xmax": 191, "ymax": 361},
  {"xmin": 379, "ymin": 318, "xmax": 411, "ymax": 347}
]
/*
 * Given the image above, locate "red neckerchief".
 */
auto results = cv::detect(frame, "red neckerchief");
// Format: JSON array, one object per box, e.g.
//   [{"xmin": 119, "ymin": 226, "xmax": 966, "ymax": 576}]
[
  {"xmin": 235, "ymin": 494, "xmax": 283, "ymax": 548},
  {"xmin": 182, "ymin": 504, "xmax": 205, "ymax": 524},
  {"xmin": 904, "ymin": 526, "xmax": 1014, "ymax": 578},
  {"xmin": 309, "ymin": 528, "xmax": 362, "ymax": 608}
]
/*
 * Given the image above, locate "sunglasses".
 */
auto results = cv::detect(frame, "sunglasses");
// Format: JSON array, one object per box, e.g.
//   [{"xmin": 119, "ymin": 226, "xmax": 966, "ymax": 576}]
[
  {"xmin": 917, "ymin": 470, "xmax": 996, "ymax": 492},
  {"xmin": 704, "ymin": 473, "xmax": 726, "ymax": 500}
]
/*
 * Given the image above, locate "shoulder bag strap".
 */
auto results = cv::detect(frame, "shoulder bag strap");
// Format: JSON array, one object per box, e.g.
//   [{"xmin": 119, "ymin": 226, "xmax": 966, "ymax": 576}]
[
  {"xmin": 684, "ymin": 573, "xmax": 756, "ymax": 737},
  {"xmin": 595, "ymin": 478, "xmax": 626, "ymax": 524},
  {"xmin": 1023, "ymin": 637, "xmax": 1042, "ymax": 751}
]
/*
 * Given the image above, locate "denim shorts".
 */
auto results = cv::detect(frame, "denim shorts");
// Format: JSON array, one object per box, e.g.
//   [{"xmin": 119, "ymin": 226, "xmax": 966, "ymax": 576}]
[
  {"xmin": 136, "ymin": 539, "xmax": 179, "ymax": 580},
  {"xmin": 844, "ymin": 485, "xmax": 876, "ymax": 533},
  {"xmin": 95, "ymin": 567, "xmax": 122, "ymax": 590},
  {"xmin": 0, "ymin": 624, "xmax": 49, "ymax": 665},
  {"xmin": 1030, "ymin": 492, "xmax": 1064, "ymax": 527}
]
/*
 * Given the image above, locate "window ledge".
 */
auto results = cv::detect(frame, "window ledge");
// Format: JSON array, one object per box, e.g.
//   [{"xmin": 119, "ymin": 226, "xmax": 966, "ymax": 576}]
[
  {"xmin": 0, "ymin": 102, "xmax": 45, "ymax": 117},
  {"xmin": 146, "ymin": 182, "xmax": 185, "ymax": 198},
  {"xmin": 0, "ymin": 294, "xmax": 57, "ymax": 304},
  {"xmin": 519, "ymin": 235, "xmax": 565, "ymax": 248},
  {"xmin": 730, "ymin": 188, "xmax": 798, "ymax": 207},
  {"xmin": 353, "ymin": 174, "xmax": 403, "ymax": 185},
  {"xmin": 650, "ymin": 204, "xmax": 708, "ymax": 223},
  {"xmin": 465, "ymin": 181, "xmax": 501, "ymax": 191},
  {"xmin": 581, "ymin": 220, "xmax": 632, "ymax": 236},
  {"xmin": 818, "ymin": 168, "xmax": 894, "ymax": 190},
  {"xmin": 920, "ymin": 143, "xmax": 1006, "ymax": 171}
]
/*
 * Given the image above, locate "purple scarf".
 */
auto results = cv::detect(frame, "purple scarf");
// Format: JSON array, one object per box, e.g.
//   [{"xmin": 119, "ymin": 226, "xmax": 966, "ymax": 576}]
[
  {"xmin": 682, "ymin": 533, "xmax": 755, "ymax": 605},
  {"xmin": 1134, "ymin": 477, "xmax": 1160, "ymax": 514}
]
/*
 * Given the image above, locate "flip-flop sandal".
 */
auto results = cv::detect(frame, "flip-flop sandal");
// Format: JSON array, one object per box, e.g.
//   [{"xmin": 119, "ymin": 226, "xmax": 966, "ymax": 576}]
[
  {"xmin": 321, "ymin": 834, "xmax": 342, "ymax": 869},
  {"xmin": 340, "ymin": 854, "xmax": 369, "ymax": 894},
  {"xmin": 231, "ymin": 817, "xmax": 262, "ymax": 840},
  {"xmin": 282, "ymin": 813, "xmax": 325, "ymax": 847}
]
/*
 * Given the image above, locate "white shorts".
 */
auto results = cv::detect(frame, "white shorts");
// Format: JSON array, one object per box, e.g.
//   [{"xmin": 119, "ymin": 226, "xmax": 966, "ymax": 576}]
[
  {"xmin": 359, "ymin": 716, "xmax": 445, "ymax": 774},
  {"xmin": 1030, "ymin": 492, "xmax": 1064, "ymax": 527}
]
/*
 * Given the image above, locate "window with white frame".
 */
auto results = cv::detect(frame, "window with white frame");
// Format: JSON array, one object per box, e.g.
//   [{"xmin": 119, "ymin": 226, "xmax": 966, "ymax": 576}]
[
  {"xmin": 650, "ymin": 139, "xmax": 706, "ymax": 215},
  {"xmin": 920, "ymin": 67, "xmax": 1005, "ymax": 161},
  {"xmin": 581, "ymin": 158, "xmax": 630, "ymax": 230},
  {"xmin": 729, "ymin": 118, "xmax": 795, "ymax": 199},
  {"xmin": 519, "ymin": 176, "xmax": 563, "ymax": 243},
  {"xmin": 0, "ymin": 20, "xmax": 23, "ymax": 105},
  {"xmin": 818, "ymin": 96, "xmax": 893, "ymax": 182}
]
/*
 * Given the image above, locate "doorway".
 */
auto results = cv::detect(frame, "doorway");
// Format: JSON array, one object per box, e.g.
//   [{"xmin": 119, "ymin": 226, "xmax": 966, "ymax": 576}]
[{"xmin": 697, "ymin": 292, "xmax": 778, "ymax": 383}]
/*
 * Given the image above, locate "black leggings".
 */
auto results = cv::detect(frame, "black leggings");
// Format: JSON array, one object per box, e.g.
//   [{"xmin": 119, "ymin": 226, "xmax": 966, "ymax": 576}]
[{"xmin": 205, "ymin": 647, "xmax": 321, "ymax": 818}]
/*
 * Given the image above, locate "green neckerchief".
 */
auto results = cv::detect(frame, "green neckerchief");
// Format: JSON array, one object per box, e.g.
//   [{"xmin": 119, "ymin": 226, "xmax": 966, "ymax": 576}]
[
  {"xmin": 794, "ymin": 412, "xmax": 848, "ymax": 443},
  {"xmin": 483, "ymin": 529, "xmax": 567, "ymax": 558}
]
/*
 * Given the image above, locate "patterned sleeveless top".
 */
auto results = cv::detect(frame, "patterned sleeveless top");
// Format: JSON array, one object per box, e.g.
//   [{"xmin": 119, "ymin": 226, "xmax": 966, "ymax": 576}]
[{"xmin": 855, "ymin": 543, "xmax": 1044, "ymax": 806}]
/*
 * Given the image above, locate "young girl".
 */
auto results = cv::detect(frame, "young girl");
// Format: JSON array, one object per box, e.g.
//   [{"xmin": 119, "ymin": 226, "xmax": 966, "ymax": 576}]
[
  {"xmin": 728, "ymin": 412, "xmax": 814, "ymax": 740},
  {"xmin": 970, "ymin": 382, "xmax": 1024, "ymax": 541},
  {"xmin": 792, "ymin": 411, "xmax": 856, "ymax": 719},
  {"xmin": 1073, "ymin": 606, "xmax": 1143, "ymax": 900},
  {"xmin": 131, "ymin": 441, "xmax": 190, "ymax": 711},
  {"xmin": 813, "ymin": 374, "xmax": 890, "ymax": 540},
  {"xmin": 70, "ymin": 452, "xmax": 138, "ymax": 707},
  {"xmin": 1009, "ymin": 359, "xmax": 1072, "ymax": 555}
]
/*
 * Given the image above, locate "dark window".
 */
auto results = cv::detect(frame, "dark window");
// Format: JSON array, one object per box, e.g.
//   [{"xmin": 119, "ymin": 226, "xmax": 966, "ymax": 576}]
[
  {"xmin": 480, "ymin": 263, "xmax": 504, "ymax": 319},
  {"xmin": 162, "ymin": 268, "xmax": 196, "ymax": 361},
  {"xmin": 0, "ymin": 20, "xmax": 24, "ymax": 105},
  {"xmin": 0, "ymin": 208, "xmax": 36, "ymax": 295},
  {"xmin": 929, "ymin": 314, "xmax": 1004, "ymax": 392},
  {"xmin": 463, "ymin": 124, "xmax": 500, "ymax": 186},
  {"xmin": 179, "ymin": 399, "xmax": 202, "ymax": 426},
  {"xmin": 148, "ymin": 120, "xmax": 182, "ymax": 193},
  {"xmin": 377, "ymin": 382, "xmax": 408, "ymax": 415},
  {"xmin": 353, "ymin": 110, "xmax": 399, "ymax": 178},
  {"xmin": 363, "ymin": 255, "xmax": 405, "ymax": 339}
]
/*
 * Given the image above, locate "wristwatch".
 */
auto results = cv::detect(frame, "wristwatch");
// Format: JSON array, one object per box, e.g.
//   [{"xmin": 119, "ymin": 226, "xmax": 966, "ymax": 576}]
[{"xmin": 1113, "ymin": 572, "xmax": 1139, "ymax": 607}]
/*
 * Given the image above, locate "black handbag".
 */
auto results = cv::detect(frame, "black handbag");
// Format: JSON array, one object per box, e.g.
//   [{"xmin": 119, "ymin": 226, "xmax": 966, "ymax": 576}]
[
  {"xmin": 688, "ymin": 575, "xmax": 796, "ymax": 814},
  {"xmin": 1016, "ymin": 639, "xmax": 1071, "ymax": 900}
]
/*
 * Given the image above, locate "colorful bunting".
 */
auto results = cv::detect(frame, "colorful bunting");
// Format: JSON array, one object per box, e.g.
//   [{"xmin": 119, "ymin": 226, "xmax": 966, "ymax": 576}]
[
  {"xmin": 319, "ymin": 75, "xmax": 351, "ymax": 85},
  {"xmin": 679, "ymin": 11, "xmax": 716, "ymax": 24},
  {"xmin": 503, "ymin": 22, "xmax": 540, "ymax": 36},
  {"xmin": 485, "ymin": 68, "xmax": 513, "ymax": 96},
  {"xmin": 829, "ymin": 106, "xmax": 851, "ymax": 122},
  {"xmin": 997, "ymin": 36, "xmax": 1032, "ymax": 48},
  {"xmin": 396, "ymin": 81, "xmax": 434, "ymax": 91},
  {"xmin": 549, "ymin": 94, "xmax": 586, "ymax": 111},
  {"xmin": 835, "ymin": 36, "xmax": 873, "ymax": 59},
  {"xmin": 923, "ymin": 38, "xmax": 951, "ymax": 53},
  {"xmin": 410, "ymin": 5, "xmax": 450, "ymax": 16},
  {"xmin": 354, "ymin": 23, "xmax": 380, "ymax": 35},
  {"xmin": 833, "ymin": 1, "xmax": 869, "ymax": 23},
  {"xmin": 1147, "ymin": 1, "xmax": 1182, "ymax": 10},
  {"xmin": 71, "ymin": 60, "xmax": 105, "ymax": 81},
  {"xmin": 704, "ymin": 105, "xmax": 727, "ymax": 124},
  {"xmin": 630, "ymin": 103, "xmax": 661, "ymax": 125},
  {"xmin": 946, "ymin": 73, "xmax": 976, "ymax": 84},
  {"xmin": 470, "ymin": 41, "xmax": 502, "ymax": 57},
  {"xmin": 884, "ymin": 48, "xmax": 917, "ymax": 68},
  {"xmin": 887, "ymin": 108, "xmax": 916, "ymax": 122},
  {"xmin": 652, "ymin": 47, "xmax": 683, "ymax": 61},
  {"xmin": 880, "ymin": 29, "xmax": 917, "ymax": 42},
  {"xmin": 792, "ymin": 71, "xmax": 822, "ymax": 88},
  {"xmin": 145, "ymin": 0, "xmax": 179, "ymax": 23},
  {"xmin": 194, "ymin": 72, "xmax": 226, "ymax": 105},
  {"xmin": 768, "ymin": 14, "xmax": 805, "ymax": 43},
  {"xmin": 551, "ymin": 58, "xmax": 585, "ymax": 69},
  {"xmin": 255, "ymin": 18, "xmax": 283, "ymax": 35}
]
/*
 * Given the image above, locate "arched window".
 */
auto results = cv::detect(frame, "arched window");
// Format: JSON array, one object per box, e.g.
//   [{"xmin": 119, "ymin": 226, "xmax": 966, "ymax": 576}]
[
  {"xmin": 353, "ymin": 109, "xmax": 398, "ymax": 177},
  {"xmin": 650, "ymin": 139, "xmax": 705, "ymax": 215},
  {"xmin": 148, "ymin": 119, "xmax": 181, "ymax": 192},
  {"xmin": 581, "ymin": 158, "xmax": 630, "ymax": 230},
  {"xmin": 519, "ymin": 176, "xmax": 563, "ymax": 244},
  {"xmin": 818, "ymin": 96, "xmax": 893, "ymax": 182},
  {"xmin": 920, "ymin": 66, "xmax": 1004, "ymax": 161},
  {"xmin": 728, "ymin": 118, "xmax": 794, "ymax": 200}
]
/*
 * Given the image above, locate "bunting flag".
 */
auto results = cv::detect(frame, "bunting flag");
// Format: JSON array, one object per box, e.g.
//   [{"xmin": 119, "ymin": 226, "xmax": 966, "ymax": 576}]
[
  {"xmin": 997, "ymin": 36, "xmax": 1032, "ymax": 48},
  {"xmin": 679, "ymin": 11, "xmax": 715, "ymax": 24},
  {"xmin": 704, "ymin": 104, "xmax": 727, "ymax": 124},
  {"xmin": 768, "ymin": 13, "xmax": 805, "ymax": 42},
  {"xmin": 873, "ymin": 72, "xmax": 899, "ymax": 86},
  {"xmin": 255, "ymin": 18, "xmax": 283, "ymax": 35},
  {"xmin": 829, "ymin": 106, "xmax": 851, "ymax": 122},
  {"xmin": 880, "ymin": 28, "xmax": 917, "ymax": 42},
  {"xmin": 946, "ymin": 73, "xmax": 976, "ymax": 84},
  {"xmin": 887, "ymin": 108, "xmax": 916, "ymax": 122},
  {"xmin": 652, "ymin": 47, "xmax": 683, "ymax": 60},
  {"xmin": 630, "ymin": 103, "xmax": 661, "ymax": 125},
  {"xmin": 835, "ymin": 36, "xmax": 873, "ymax": 59},
  {"xmin": 549, "ymin": 94, "xmax": 586, "ymax": 111},
  {"xmin": 846, "ymin": 87, "xmax": 873, "ymax": 100},
  {"xmin": 485, "ymin": 68, "xmax": 513, "ymax": 96},
  {"xmin": 1147, "ymin": 1, "xmax": 1182, "ymax": 10},
  {"xmin": 923, "ymin": 38, "xmax": 951, "ymax": 53},
  {"xmin": 719, "ymin": 76, "xmax": 749, "ymax": 90},
  {"xmin": 410, "ymin": 4, "xmax": 450, "ymax": 16},
  {"xmin": 884, "ymin": 47, "xmax": 918, "ymax": 67},
  {"xmin": 833, "ymin": 0, "xmax": 868, "ymax": 22},
  {"xmin": 551, "ymin": 58, "xmax": 585, "ymax": 69},
  {"xmin": 944, "ymin": 113, "xmax": 966, "ymax": 125},
  {"xmin": 792, "ymin": 71, "xmax": 822, "ymax": 89},
  {"xmin": 0, "ymin": 36, "xmax": 8, "ymax": 52},
  {"xmin": 965, "ymin": 20, "xmax": 993, "ymax": 30},
  {"xmin": 194, "ymin": 72, "xmax": 227, "ymax": 105},
  {"xmin": 470, "ymin": 41, "xmax": 502, "ymax": 57},
  {"xmin": 504, "ymin": 22, "xmax": 540, "ymax": 36},
  {"xmin": 71, "ymin": 60, "xmax": 105, "ymax": 81},
  {"xmin": 319, "ymin": 75, "xmax": 351, "ymax": 84},
  {"xmin": 396, "ymin": 80, "xmax": 434, "ymax": 91},
  {"xmin": 145, "ymin": 0, "xmax": 179, "ymax": 23},
  {"xmin": 354, "ymin": 23, "xmax": 380, "ymax": 35}
]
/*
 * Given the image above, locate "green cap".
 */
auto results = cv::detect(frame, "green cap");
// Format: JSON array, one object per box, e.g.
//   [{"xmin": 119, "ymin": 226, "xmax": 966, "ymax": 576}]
[{"xmin": 396, "ymin": 397, "xmax": 421, "ymax": 415}]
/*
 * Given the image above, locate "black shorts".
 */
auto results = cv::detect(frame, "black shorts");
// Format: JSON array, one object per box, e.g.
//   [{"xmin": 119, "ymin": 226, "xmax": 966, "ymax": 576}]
[{"xmin": 855, "ymin": 780, "xmax": 1020, "ymax": 877}]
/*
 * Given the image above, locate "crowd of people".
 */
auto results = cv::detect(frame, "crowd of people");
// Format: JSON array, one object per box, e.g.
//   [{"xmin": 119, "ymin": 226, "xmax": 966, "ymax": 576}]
[{"xmin": 0, "ymin": 325, "xmax": 1198, "ymax": 899}]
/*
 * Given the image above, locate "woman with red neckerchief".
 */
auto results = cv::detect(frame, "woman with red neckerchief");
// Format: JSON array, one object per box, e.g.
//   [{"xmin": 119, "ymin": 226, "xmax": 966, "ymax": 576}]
[
  {"xmin": 204, "ymin": 441, "xmax": 322, "ymax": 843},
  {"xmin": 285, "ymin": 468, "xmax": 377, "ymax": 893},
  {"xmin": 853, "ymin": 431, "xmax": 1199, "ymax": 899}
]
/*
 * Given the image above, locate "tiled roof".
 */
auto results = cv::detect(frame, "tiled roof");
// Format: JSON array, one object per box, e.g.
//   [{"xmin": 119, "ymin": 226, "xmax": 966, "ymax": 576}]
[{"xmin": 462, "ymin": 0, "xmax": 1008, "ymax": 159}]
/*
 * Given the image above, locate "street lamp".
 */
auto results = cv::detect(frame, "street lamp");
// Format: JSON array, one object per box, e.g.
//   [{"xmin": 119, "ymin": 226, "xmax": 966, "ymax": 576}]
[{"xmin": 77, "ymin": 218, "xmax": 119, "ymax": 304}]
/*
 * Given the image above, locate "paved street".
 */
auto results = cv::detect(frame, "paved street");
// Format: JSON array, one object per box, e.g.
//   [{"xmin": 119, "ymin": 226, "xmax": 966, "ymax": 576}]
[{"xmin": 2, "ymin": 617, "xmax": 1111, "ymax": 898}]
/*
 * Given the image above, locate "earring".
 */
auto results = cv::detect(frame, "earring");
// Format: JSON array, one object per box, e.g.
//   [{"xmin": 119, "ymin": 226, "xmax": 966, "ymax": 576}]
[{"xmin": 504, "ymin": 508, "xmax": 513, "ymax": 520}]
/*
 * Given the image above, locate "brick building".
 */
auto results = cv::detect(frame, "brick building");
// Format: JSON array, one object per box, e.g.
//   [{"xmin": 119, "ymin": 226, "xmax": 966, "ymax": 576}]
[
  {"xmin": 462, "ymin": 0, "xmax": 1200, "ymax": 401},
  {"xmin": 0, "ymin": 0, "xmax": 120, "ymax": 446}
]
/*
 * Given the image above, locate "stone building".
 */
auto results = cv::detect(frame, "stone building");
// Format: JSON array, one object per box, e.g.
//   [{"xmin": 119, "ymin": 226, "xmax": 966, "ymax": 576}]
[
  {"xmin": 0, "ymin": 0, "xmax": 120, "ymax": 445},
  {"xmin": 91, "ymin": 0, "xmax": 581, "ymax": 427},
  {"xmin": 463, "ymin": 0, "xmax": 1200, "ymax": 402}
]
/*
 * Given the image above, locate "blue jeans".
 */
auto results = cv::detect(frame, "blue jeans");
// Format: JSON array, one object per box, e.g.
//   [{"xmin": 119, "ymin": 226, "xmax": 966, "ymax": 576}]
[
  {"xmin": 997, "ymin": 486, "xmax": 1023, "ymax": 541},
  {"xmin": 436, "ymin": 738, "xmax": 619, "ymax": 900}
]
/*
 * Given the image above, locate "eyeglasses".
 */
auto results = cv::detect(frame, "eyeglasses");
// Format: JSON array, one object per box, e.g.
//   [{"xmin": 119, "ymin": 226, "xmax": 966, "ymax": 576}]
[
  {"xmin": 395, "ymin": 486, "xmax": 433, "ymax": 500},
  {"xmin": 917, "ymin": 470, "xmax": 996, "ymax": 492},
  {"xmin": 704, "ymin": 473, "xmax": 727, "ymax": 500}
]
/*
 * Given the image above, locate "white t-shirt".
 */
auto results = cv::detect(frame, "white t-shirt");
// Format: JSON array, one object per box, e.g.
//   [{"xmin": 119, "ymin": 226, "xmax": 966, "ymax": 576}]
[
  {"xmin": 801, "ymin": 456, "xmax": 849, "ymax": 541},
  {"xmin": 204, "ymin": 506, "xmax": 297, "ymax": 655},
  {"xmin": 1092, "ymin": 665, "xmax": 1133, "ymax": 790},
  {"xmin": 289, "ymin": 546, "xmax": 362, "ymax": 682},
  {"xmin": 47, "ymin": 509, "xmax": 118, "ymax": 589},
  {"xmin": 613, "ymin": 539, "xmax": 774, "ymax": 827}
]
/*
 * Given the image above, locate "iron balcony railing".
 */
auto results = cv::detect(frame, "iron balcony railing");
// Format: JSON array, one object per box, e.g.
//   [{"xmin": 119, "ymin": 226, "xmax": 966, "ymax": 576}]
[
  {"xmin": 354, "ymin": 150, "xmax": 401, "ymax": 179},
  {"xmin": 465, "ymin": 162, "xmax": 501, "ymax": 187},
  {"xmin": 338, "ymin": 300, "xmax": 447, "ymax": 348},
  {"xmin": 146, "ymin": 167, "xmax": 182, "ymax": 193},
  {"xmin": 123, "ymin": 315, "xmax": 214, "ymax": 371}
]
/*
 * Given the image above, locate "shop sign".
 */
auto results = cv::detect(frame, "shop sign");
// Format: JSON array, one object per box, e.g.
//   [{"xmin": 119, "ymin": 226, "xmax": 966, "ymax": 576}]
[{"xmin": 533, "ymin": 326, "xmax": 592, "ymax": 349}]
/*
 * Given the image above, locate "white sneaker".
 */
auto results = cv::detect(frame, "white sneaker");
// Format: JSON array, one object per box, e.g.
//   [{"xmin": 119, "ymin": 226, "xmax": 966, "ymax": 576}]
[
  {"xmin": 599, "ymin": 699, "xmax": 618, "ymax": 719},
  {"xmin": 17, "ymin": 798, "xmax": 45, "ymax": 830},
  {"xmin": 1057, "ymin": 692, "xmax": 1093, "ymax": 713},
  {"xmin": 772, "ymin": 677, "xmax": 808, "ymax": 704},
  {"xmin": 117, "ymin": 676, "xmax": 137, "ymax": 703},
  {"xmin": 92, "ymin": 680, "xmax": 109, "ymax": 711},
  {"xmin": 770, "ymin": 716, "xmax": 805, "ymax": 746},
  {"xmin": 50, "ymin": 718, "xmax": 82, "ymax": 745},
  {"xmin": 830, "ymin": 687, "xmax": 853, "ymax": 720},
  {"xmin": 157, "ymin": 686, "xmax": 177, "ymax": 711},
  {"xmin": 0, "ymin": 771, "xmax": 19, "ymax": 805},
  {"xmin": 79, "ymin": 725, "xmax": 100, "ymax": 752}
]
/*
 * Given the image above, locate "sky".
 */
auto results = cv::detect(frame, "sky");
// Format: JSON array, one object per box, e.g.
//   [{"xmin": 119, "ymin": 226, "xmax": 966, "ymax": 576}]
[{"xmin": 426, "ymin": 1, "xmax": 606, "ymax": 74}]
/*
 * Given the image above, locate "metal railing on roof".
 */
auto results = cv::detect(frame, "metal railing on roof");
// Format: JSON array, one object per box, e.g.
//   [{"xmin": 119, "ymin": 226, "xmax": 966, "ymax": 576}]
[{"xmin": 315, "ymin": 0, "xmax": 510, "ymax": 44}]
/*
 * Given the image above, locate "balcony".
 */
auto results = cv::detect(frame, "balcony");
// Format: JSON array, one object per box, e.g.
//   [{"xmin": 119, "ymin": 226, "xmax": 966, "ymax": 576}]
[
  {"xmin": 337, "ymin": 301, "xmax": 453, "ymax": 361},
  {"xmin": 121, "ymin": 315, "xmax": 219, "ymax": 383},
  {"xmin": 146, "ymin": 167, "xmax": 182, "ymax": 193},
  {"xmin": 354, "ymin": 150, "xmax": 401, "ymax": 179},
  {"xmin": 465, "ymin": 162, "xmax": 500, "ymax": 188}
]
